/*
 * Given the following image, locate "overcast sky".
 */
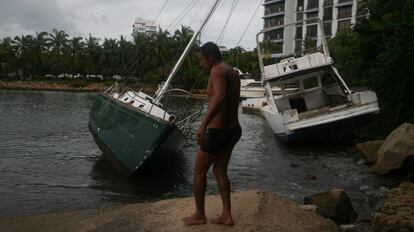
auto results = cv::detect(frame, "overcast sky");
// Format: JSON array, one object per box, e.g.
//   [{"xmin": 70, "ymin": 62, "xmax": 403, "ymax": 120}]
[{"xmin": 0, "ymin": 0, "xmax": 264, "ymax": 50}]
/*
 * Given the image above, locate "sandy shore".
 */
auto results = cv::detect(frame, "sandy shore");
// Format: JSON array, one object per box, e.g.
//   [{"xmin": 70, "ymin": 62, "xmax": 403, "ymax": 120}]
[
  {"xmin": 0, "ymin": 190, "xmax": 339, "ymax": 232},
  {"xmin": 0, "ymin": 80, "xmax": 208, "ymax": 99},
  {"xmin": 0, "ymin": 80, "xmax": 109, "ymax": 92}
]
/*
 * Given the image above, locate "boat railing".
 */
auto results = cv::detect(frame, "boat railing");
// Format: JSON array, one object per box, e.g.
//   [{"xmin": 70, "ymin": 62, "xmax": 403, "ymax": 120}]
[
  {"xmin": 256, "ymin": 17, "xmax": 330, "ymax": 81},
  {"xmin": 155, "ymin": 88, "xmax": 204, "ymax": 137},
  {"xmin": 104, "ymin": 82, "xmax": 119, "ymax": 95}
]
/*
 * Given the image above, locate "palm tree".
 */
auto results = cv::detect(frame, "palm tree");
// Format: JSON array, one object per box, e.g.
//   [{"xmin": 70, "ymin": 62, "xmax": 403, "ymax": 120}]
[
  {"xmin": 102, "ymin": 38, "xmax": 119, "ymax": 77},
  {"xmin": 0, "ymin": 37, "xmax": 16, "ymax": 77},
  {"xmin": 32, "ymin": 31, "xmax": 49, "ymax": 75},
  {"xmin": 48, "ymin": 29, "xmax": 69, "ymax": 74},
  {"xmin": 68, "ymin": 37, "xmax": 85, "ymax": 74},
  {"xmin": 85, "ymin": 34, "xmax": 101, "ymax": 75},
  {"xmin": 13, "ymin": 34, "xmax": 35, "ymax": 77}
]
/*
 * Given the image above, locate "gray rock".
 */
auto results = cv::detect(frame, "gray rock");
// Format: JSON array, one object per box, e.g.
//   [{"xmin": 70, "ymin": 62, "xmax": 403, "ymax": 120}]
[
  {"xmin": 371, "ymin": 123, "xmax": 414, "ymax": 175},
  {"xmin": 304, "ymin": 189, "xmax": 358, "ymax": 224},
  {"xmin": 373, "ymin": 182, "xmax": 414, "ymax": 232},
  {"xmin": 298, "ymin": 204, "xmax": 317, "ymax": 212},
  {"xmin": 339, "ymin": 224, "xmax": 357, "ymax": 232},
  {"xmin": 356, "ymin": 140, "xmax": 384, "ymax": 163},
  {"xmin": 357, "ymin": 159, "xmax": 366, "ymax": 165}
]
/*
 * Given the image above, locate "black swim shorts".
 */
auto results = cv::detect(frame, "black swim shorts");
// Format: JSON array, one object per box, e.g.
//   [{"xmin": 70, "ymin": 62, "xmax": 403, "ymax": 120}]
[{"xmin": 200, "ymin": 122, "xmax": 242, "ymax": 154}]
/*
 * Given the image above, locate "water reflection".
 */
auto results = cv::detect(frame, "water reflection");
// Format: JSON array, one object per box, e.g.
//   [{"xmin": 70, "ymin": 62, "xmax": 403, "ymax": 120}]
[{"xmin": 89, "ymin": 150, "xmax": 189, "ymax": 201}]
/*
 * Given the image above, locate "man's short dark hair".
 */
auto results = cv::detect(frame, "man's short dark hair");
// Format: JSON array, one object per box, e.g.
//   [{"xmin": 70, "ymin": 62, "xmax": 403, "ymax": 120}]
[{"xmin": 200, "ymin": 42, "xmax": 222, "ymax": 61}]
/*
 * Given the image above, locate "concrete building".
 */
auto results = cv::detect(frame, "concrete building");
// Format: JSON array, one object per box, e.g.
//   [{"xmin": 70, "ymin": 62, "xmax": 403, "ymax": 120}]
[
  {"xmin": 133, "ymin": 18, "xmax": 157, "ymax": 36},
  {"xmin": 262, "ymin": 0, "xmax": 363, "ymax": 57}
]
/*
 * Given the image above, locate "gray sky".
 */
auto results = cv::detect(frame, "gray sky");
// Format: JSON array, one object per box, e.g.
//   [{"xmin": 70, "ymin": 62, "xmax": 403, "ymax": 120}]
[{"xmin": 0, "ymin": 0, "xmax": 264, "ymax": 50}]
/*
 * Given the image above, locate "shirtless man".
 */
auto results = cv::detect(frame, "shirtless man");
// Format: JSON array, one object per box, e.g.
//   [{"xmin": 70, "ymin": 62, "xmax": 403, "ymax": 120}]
[{"xmin": 182, "ymin": 42, "xmax": 241, "ymax": 226}]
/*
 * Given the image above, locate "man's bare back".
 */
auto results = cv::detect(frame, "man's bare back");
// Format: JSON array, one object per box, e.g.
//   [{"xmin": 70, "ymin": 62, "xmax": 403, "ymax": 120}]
[{"xmin": 206, "ymin": 62, "xmax": 240, "ymax": 129}]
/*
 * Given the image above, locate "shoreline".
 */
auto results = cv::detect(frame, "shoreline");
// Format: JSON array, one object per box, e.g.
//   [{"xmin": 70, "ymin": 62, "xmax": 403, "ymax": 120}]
[
  {"xmin": 0, "ymin": 190, "xmax": 340, "ymax": 232},
  {"xmin": 0, "ymin": 80, "xmax": 109, "ymax": 92},
  {"xmin": 0, "ymin": 80, "xmax": 208, "ymax": 98}
]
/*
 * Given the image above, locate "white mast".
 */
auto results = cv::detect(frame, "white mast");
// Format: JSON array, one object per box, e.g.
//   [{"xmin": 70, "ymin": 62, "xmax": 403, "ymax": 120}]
[{"xmin": 155, "ymin": 0, "xmax": 221, "ymax": 103}]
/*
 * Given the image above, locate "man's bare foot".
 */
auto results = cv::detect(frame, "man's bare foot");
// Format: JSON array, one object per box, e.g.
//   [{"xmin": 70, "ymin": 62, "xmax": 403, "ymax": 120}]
[
  {"xmin": 210, "ymin": 215, "xmax": 234, "ymax": 226},
  {"xmin": 182, "ymin": 213, "xmax": 207, "ymax": 225}
]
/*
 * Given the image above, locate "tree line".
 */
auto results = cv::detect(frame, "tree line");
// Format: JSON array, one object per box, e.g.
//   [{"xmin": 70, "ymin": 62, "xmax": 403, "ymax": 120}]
[
  {"xmin": 329, "ymin": 0, "xmax": 414, "ymax": 123},
  {"xmin": 0, "ymin": 26, "xmax": 259, "ymax": 89}
]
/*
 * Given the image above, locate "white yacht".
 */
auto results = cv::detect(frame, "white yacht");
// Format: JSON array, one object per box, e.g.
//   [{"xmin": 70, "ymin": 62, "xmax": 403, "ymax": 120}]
[{"xmin": 256, "ymin": 19, "xmax": 380, "ymax": 141}]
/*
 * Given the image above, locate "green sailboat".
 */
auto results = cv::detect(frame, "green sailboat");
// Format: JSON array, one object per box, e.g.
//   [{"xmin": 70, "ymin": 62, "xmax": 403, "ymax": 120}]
[{"xmin": 89, "ymin": 0, "xmax": 221, "ymax": 175}]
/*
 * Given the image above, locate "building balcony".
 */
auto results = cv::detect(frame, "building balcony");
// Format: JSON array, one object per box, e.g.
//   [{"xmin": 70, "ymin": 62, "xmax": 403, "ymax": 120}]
[
  {"xmin": 269, "ymin": 38, "xmax": 284, "ymax": 43},
  {"xmin": 263, "ymin": 0, "xmax": 285, "ymax": 6},
  {"xmin": 305, "ymin": 8, "xmax": 319, "ymax": 13},
  {"xmin": 336, "ymin": 0, "xmax": 353, "ymax": 7},
  {"xmin": 323, "ymin": 0, "xmax": 333, "ymax": 6},
  {"xmin": 263, "ymin": 11, "xmax": 285, "ymax": 19}
]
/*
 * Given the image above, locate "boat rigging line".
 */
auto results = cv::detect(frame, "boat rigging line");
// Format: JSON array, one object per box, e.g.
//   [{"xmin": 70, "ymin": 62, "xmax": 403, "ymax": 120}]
[
  {"xmin": 216, "ymin": 0, "xmax": 239, "ymax": 46},
  {"xmin": 154, "ymin": 0, "xmax": 170, "ymax": 22},
  {"xmin": 190, "ymin": 0, "xmax": 209, "ymax": 26},
  {"xmin": 166, "ymin": 0, "xmax": 200, "ymax": 32},
  {"xmin": 236, "ymin": 0, "xmax": 263, "ymax": 48}
]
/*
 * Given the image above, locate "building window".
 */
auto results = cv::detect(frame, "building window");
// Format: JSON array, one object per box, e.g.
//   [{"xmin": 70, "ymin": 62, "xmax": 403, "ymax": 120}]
[
  {"xmin": 307, "ymin": 0, "xmax": 319, "ymax": 9},
  {"xmin": 297, "ymin": 13, "xmax": 303, "ymax": 21},
  {"xmin": 264, "ymin": 15, "xmax": 285, "ymax": 27},
  {"xmin": 323, "ymin": 7, "xmax": 333, "ymax": 21},
  {"xmin": 307, "ymin": 12, "xmax": 319, "ymax": 23},
  {"xmin": 263, "ymin": 41, "xmax": 283, "ymax": 54},
  {"xmin": 265, "ymin": 2, "xmax": 285, "ymax": 15},
  {"xmin": 265, "ymin": 29, "xmax": 284, "ymax": 40},
  {"xmin": 297, "ymin": 0, "xmax": 304, "ymax": 11},
  {"xmin": 296, "ymin": 27, "xmax": 303, "ymax": 39},
  {"xmin": 337, "ymin": 5, "xmax": 353, "ymax": 19},
  {"xmin": 323, "ymin": 22, "xmax": 332, "ymax": 36},
  {"xmin": 337, "ymin": 19, "xmax": 352, "ymax": 32},
  {"xmin": 295, "ymin": 40, "xmax": 303, "ymax": 52},
  {"xmin": 324, "ymin": 0, "xmax": 333, "ymax": 6},
  {"xmin": 306, "ymin": 24, "xmax": 318, "ymax": 38}
]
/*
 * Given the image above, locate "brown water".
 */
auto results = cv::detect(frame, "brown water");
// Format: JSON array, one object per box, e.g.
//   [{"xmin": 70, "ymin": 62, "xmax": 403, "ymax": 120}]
[{"xmin": 0, "ymin": 90, "xmax": 399, "ymax": 223}]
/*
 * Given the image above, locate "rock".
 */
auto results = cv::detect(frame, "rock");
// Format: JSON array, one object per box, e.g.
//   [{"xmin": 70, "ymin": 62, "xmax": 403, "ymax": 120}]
[
  {"xmin": 304, "ymin": 189, "xmax": 358, "ymax": 224},
  {"xmin": 371, "ymin": 123, "xmax": 414, "ymax": 175},
  {"xmin": 356, "ymin": 140, "xmax": 384, "ymax": 163},
  {"xmin": 305, "ymin": 174, "xmax": 317, "ymax": 180},
  {"xmin": 356, "ymin": 159, "xmax": 366, "ymax": 165},
  {"xmin": 298, "ymin": 204, "xmax": 317, "ymax": 212},
  {"xmin": 373, "ymin": 182, "xmax": 414, "ymax": 232},
  {"xmin": 359, "ymin": 185, "xmax": 371, "ymax": 192},
  {"xmin": 339, "ymin": 224, "xmax": 357, "ymax": 232}
]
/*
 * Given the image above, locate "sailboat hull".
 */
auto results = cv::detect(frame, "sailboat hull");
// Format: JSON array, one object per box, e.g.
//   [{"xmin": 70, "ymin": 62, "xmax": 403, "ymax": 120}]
[{"xmin": 89, "ymin": 94, "xmax": 185, "ymax": 176}]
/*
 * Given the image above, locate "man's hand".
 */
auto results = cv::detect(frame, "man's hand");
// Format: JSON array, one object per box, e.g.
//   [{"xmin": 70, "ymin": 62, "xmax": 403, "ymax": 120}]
[{"xmin": 196, "ymin": 123, "xmax": 207, "ymax": 146}]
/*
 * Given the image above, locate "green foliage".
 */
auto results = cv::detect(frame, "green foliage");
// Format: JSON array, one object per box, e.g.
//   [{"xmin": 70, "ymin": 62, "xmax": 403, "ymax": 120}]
[
  {"xmin": 329, "ymin": 0, "xmax": 414, "ymax": 123},
  {"xmin": 0, "ymin": 26, "xmax": 207, "ymax": 89},
  {"xmin": 222, "ymin": 47, "xmax": 261, "ymax": 80}
]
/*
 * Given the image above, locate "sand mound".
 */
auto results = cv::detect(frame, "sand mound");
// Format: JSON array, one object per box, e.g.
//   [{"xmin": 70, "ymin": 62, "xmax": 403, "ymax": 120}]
[{"xmin": 0, "ymin": 190, "xmax": 339, "ymax": 232}]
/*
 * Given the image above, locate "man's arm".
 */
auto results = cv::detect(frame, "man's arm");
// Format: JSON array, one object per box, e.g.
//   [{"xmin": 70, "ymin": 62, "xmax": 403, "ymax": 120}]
[{"xmin": 197, "ymin": 66, "xmax": 227, "ymax": 145}]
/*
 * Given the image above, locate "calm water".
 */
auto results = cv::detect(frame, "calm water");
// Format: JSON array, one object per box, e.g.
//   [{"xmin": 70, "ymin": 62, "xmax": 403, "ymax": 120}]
[{"xmin": 0, "ymin": 90, "xmax": 398, "ymax": 220}]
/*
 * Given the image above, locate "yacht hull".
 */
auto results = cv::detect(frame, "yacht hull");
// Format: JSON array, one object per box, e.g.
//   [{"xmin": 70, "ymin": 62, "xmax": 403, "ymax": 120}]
[{"xmin": 89, "ymin": 94, "xmax": 185, "ymax": 175}]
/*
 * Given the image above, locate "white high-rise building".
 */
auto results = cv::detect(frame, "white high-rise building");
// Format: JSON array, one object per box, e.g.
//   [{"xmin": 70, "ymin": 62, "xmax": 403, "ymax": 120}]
[
  {"xmin": 262, "ymin": 0, "xmax": 363, "ymax": 57},
  {"xmin": 133, "ymin": 18, "xmax": 157, "ymax": 36}
]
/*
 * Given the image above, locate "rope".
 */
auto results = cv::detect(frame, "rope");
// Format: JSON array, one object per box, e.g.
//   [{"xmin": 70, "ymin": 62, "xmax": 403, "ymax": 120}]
[
  {"xmin": 170, "ymin": 0, "xmax": 201, "ymax": 32},
  {"xmin": 216, "ymin": 0, "xmax": 239, "ymax": 45},
  {"xmin": 154, "ymin": 0, "xmax": 169, "ymax": 22},
  {"xmin": 190, "ymin": 0, "xmax": 209, "ymax": 26},
  {"xmin": 166, "ymin": 0, "xmax": 199, "ymax": 32},
  {"xmin": 236, "ymin": 0, "xmax": 263, "ymax": 48}
]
